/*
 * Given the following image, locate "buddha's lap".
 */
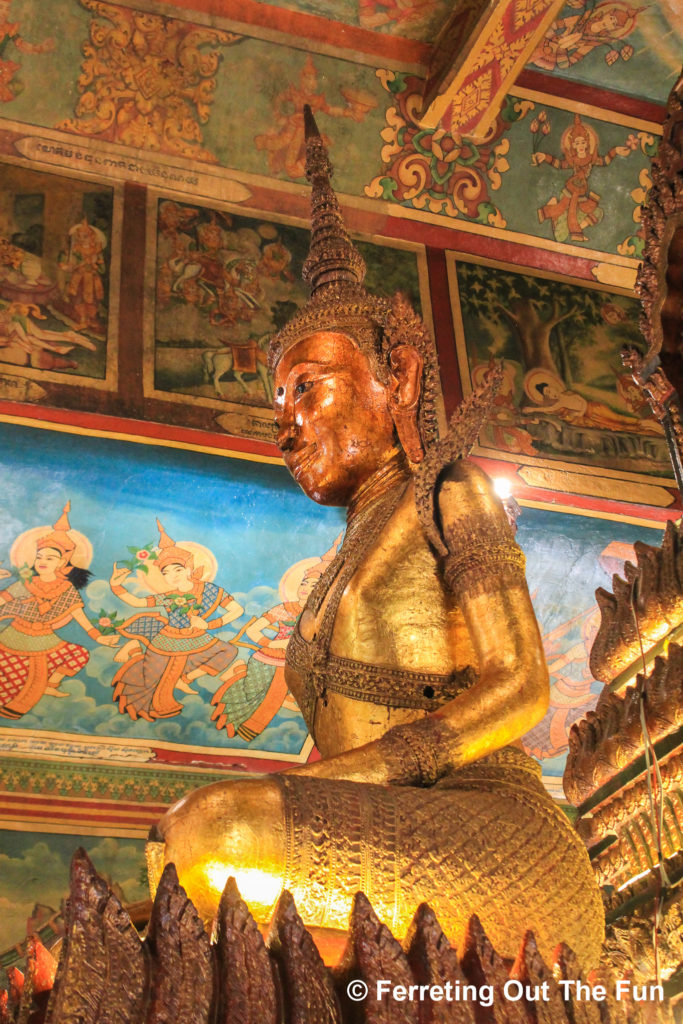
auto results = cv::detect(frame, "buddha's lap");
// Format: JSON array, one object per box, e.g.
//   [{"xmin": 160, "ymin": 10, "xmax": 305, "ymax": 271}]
[
  {"xmin": 278, "ymin": 759, "xmax": 603, "ymax": 964},
  {"xmin": 162, "ymin": 750, "xmax": 604, "ymax": 966}
]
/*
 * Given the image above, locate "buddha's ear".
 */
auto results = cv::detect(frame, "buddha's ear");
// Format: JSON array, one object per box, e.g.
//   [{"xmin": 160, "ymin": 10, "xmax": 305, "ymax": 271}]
[{"xmin": 388, "ymin": 344, "xmax": 424, "ymax": 464}]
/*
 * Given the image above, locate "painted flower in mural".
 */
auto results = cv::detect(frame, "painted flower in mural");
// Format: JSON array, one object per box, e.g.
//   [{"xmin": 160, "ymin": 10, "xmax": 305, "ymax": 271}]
[
  {"xmin": 365, "ymin": 71, "xmax": 531, "ymax": 224},
  {"xmin": 56, "ymin": 0, "xmax": 242, "ymax": 162},
  {"xmin": 96, "ymin": 610, "xmax": 127, "ymax": 634},
  {"xmin": 618, "ymin": 163, "xmax": 656, "ymax": 260},
  {"xmin": 119, "ymin": 543, "xmax": 158, "ymax": 574}
]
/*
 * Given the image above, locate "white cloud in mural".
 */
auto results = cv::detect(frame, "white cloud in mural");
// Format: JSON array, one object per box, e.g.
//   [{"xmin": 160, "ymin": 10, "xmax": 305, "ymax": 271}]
[
  {"xmin": 254, "ymin": 714, "xmax": 309, "ymax": 751},
  {"xmin": 13, "ymin": 676, "xmax": 166, "ymax": 742},
  {"xmin": 11, "ymin": 665, "xmax": 310, "ymax": 754},
  {"xmin": 84, "ymin": 578, "xmax": 110, "ymax": 611},
  {"xmin": 84, "ymin": 576, "xmax": 151, "ymax": 619},
  {"xmin": 233, "ymin": 584, "xmax": 279, "ymax": 618},
  {"xmin": 0, "ymin": 836, "xmax": 146, "ymax": 955}
]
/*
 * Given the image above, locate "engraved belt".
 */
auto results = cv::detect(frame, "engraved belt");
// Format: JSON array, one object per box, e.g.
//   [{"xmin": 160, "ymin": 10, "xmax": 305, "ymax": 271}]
[{"xmin": 320, "ymin": 653, "xmax": 477, "ymax": 711}]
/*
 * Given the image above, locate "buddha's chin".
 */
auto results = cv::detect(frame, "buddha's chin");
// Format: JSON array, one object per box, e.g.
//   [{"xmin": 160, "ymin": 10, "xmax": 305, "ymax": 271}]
[
  {"xmin": 299, "ymin": 479, "xmax": 347, "ymax": 507},
  {"xmin": 286, "ymin": 458, "xmax": 345, "ymax": 506},
  {"xmin": 294, "ymin": 471, "xmax": 350, "ymax": 508}
]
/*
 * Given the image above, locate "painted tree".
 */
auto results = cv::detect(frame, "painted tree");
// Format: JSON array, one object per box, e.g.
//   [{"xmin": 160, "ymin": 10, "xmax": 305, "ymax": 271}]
[{"xmin": 457, "ymin": 261, "xmax": 642, "ymax": 385}]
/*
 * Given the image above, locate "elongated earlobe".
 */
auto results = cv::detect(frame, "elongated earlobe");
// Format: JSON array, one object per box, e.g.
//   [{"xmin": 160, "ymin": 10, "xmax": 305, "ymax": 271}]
[{"xmin": 388, "ymin": 344, "xmax": 424, "ymax": 464}]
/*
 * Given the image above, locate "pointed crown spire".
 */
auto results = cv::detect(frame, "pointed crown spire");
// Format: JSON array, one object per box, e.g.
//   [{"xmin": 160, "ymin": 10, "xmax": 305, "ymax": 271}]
[
  {"xmin": 156, "ymin": 518, "xmax": 174, "ymax": 550},
  {"xmin": 155, "ymin": 519, "xmax": 194, "ymax": 570},
  {"xmin": 268, "ymin": 108, "xmax": 442, "ymax": 455},
  {"xmin": 37, "ymin": 501, "xmax": 76, "ymax": 556},
  {"xmin": 300, "ymin": 105, "xmax": 366, "ymax": 296}
]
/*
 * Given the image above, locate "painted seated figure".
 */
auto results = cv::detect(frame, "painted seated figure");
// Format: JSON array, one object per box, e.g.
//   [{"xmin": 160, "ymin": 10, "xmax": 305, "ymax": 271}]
[{"xmin": 157, "ymin": 110, "xmax": 604, "ymax": 965}]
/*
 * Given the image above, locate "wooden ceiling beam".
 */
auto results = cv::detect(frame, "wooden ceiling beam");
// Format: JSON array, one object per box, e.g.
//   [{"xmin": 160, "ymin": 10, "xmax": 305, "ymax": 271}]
[{"xmin": 418, "ymin": 0, "xmax": 565, "ymax": 138}]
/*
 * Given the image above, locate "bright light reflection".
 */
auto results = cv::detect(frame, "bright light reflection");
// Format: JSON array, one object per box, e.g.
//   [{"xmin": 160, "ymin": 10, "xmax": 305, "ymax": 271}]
[
  {"xmin": 493, "ymin": 477, "xmax": 512, "ymax": 500},
  {"xmin": 204, "ymin": 861, "xmax": 282, "ymax": 912}
]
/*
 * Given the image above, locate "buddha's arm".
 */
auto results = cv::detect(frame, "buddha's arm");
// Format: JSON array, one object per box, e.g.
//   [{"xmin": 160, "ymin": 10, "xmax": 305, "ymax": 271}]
[{"xmin": 288, "ymin": 460, "xmax": 548, "ymax": 786}]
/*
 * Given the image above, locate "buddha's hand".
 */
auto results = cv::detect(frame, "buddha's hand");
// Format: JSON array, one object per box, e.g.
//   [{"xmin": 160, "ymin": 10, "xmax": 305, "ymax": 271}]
[{"xmin": 284, "ymin": 717, "xmax": 452, "ymax": 788}]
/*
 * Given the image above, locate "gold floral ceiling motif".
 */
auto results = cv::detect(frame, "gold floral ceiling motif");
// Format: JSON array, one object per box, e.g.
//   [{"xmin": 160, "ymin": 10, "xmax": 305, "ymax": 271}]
[{"xmin": 57, "ymin": 0, "xmax": 241, "ymax": 163}]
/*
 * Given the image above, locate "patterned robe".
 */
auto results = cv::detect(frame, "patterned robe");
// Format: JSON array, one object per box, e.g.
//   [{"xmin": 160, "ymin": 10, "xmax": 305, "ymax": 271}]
[
  {"xmin": 0, "ymin": 578, "xmax": 89, "ymax": 718},
  {"xmin": 112, "ymin": 581, "xmax": 237, "ymax": 721}
]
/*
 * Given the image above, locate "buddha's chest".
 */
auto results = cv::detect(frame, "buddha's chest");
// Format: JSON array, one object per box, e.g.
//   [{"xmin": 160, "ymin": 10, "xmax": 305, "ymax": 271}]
[{"xmin": 286, "ymin": 489, "xmax": 478, "ymax": 752}]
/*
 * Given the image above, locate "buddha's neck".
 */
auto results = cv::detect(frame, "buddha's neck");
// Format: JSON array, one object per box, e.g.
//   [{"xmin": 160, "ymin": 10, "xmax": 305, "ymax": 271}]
[{"xmin": 346, "ymin": 447, "xmax": 410, "ymax": 524}]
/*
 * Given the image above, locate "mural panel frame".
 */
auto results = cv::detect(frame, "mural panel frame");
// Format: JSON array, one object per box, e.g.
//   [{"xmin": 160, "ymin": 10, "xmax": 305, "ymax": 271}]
[
  {"xmin": 0, "ymin": 154, "xmax": 122, "ymax": 400},
  {"xmin": 143, "ymin": 188, "xmax": 439, "ymax": 444},
  {"xmin": 447, "ymin": 249, "xmax": 677, "ymax": 503}
]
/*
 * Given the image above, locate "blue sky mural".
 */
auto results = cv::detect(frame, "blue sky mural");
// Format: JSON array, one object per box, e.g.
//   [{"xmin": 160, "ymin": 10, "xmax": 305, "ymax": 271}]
[{"xmin": 0, "ymin": 422, "xmax": 665, "ymax": 770}]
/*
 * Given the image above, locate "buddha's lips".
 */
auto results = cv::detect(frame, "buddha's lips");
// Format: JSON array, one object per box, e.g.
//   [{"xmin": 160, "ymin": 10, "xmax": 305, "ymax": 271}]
[{"xmin": 286, "ymin": 443, "xmax": 318, "ymax": 478}]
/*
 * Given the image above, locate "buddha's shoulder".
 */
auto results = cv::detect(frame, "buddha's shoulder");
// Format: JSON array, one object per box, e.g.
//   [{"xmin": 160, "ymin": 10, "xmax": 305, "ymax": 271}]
[
  {"xmin": 436, "ymin": 459, "xmax": 498, "ymax": 514},
  {"xmin": 362, "ymin": 460, "xmax": 494, "ymax": 555}
]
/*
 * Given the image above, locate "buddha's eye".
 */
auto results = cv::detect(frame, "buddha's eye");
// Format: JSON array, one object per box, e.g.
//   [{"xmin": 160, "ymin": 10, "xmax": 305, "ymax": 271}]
[{"xmin": 295, "ymin": 381, "xmax": 313, "ymax": 396}]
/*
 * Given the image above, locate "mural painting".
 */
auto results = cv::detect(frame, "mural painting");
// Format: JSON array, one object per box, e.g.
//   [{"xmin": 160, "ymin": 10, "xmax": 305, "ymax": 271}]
[
  {"xmin": 0, "ymin": 422, "xmax": 346, "ymax": 758},
  {"xmin": 0, "ymin": 6, "xmax": 657, "ymax": 259},
  {"xmin": 517, "ymin": 511, "xmax": 656, "ymax": 777},
  {"xmin": 531, "ymin": 112, "xmax": 642, "ymax": 244},
  {"xmin": 529, "ymin": 1, "xmax": 683, "ymax": 106},
  {"xmin": 0, "ymin": 829, "xmax": 147, "ymax": 986},
  {"xmin": 57, "ymin": 0, "xmax": 242, "ymax": 163},
  {"xmin": 532, "ymin": 1, "xmax": 641, "ymax": 74},
  {"xmin": 450, "ymin": 256, "xmax": 671, "ymax": 477},
  {"xmin": 0, "ymin": 162, "xmax": 116, "ymax": 387},
  {"xmin": 0, "ymin": 0, "xmax": 54, "ymax": 103},
  {"xmin": 254, "ymin": 55, "xmax": 377, "ymax": 180},
  {"xmin": 0, "ymin": 422, "xmax": 667, "ymax": 773},
  {"xmin": 365, "ymin": 70, "xmax": 525, "ymax": 225},
  {"xmin": 249, "ymin": 0, "xmax": 450, "ymax": 40},
  {"xmin": 0, "ymin": 502, "xmax": 119, "ymax": 720},
  {"xmin": 151, "ymin": 198, "xmax": 427, "ymax": 438},
  {"xmin": 108, "ymin": 519, "xmax": 244, "ymax": 723},
  {"xmin": 367, "ymin": 75, "xmax": 656, "ymax": 255},
  {"xmin": 358, "ymin": 0, "xmax": 449, "ymax": 37}
]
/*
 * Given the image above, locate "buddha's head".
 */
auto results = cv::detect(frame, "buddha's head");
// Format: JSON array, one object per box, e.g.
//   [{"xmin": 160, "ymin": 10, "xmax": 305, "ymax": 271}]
[{"xmin": 270, "ymin": 107, "xmax": 438, "ymax": 507}]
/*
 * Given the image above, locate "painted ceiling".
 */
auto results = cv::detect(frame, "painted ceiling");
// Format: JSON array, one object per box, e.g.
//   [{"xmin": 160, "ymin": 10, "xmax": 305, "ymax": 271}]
[{"xmin": 0, "ymin": 0, "xmax": 681, "ymax": 975}]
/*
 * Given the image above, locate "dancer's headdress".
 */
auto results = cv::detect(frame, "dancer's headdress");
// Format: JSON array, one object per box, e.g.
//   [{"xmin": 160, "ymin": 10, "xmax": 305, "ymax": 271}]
[
  {"xmin": 36, "ymin": 501, "xmax": 76, "ymax": 556},
  {"xmin": 155, "ymin": 519, "xmax": 194, "ymax": 571},
  {"xmin": 269, "ymin": 105, "xmax": 440, "ymax": 451}
]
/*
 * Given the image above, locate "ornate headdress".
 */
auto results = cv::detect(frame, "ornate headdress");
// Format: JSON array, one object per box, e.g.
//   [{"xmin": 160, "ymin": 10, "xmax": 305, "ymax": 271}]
[
  {"xmin": 562, "ymin": 113, "xmax": 596, "ymax": 159},
  {"xmin": 155, "ymin": 519, "xmax": 194, "ymax": 571},
  {"xmin": 269, "ymin": 105, "xmax": 440, "ymax": 452},
  {"xmin": 36, "ymin": 501, "xmax": 76, "ymax": 557}
]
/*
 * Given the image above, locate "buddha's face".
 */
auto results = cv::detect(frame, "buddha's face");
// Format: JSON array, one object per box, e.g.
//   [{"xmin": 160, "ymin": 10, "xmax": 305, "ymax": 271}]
[{"xmin": 273, "ymin": 331, "xmax": 396, "ymax": 506}]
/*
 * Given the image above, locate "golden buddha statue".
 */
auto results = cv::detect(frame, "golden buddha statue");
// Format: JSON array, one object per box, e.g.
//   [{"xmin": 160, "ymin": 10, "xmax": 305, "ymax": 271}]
[{"xmin": 157, "ymin": 107, "xmax": 604, "ymax": 966}]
